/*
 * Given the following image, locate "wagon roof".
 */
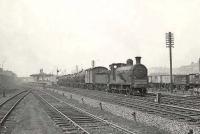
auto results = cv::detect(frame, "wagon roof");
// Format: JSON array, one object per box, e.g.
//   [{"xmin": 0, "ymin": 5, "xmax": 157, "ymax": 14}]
[{"xmin": 85, "ymin": 66, "xmax": 108, "ymax": 71}]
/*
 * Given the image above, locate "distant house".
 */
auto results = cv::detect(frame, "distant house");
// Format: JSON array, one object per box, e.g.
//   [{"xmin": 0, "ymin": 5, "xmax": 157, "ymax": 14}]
[
  {"xmin": 30, "ymin": 69, "xmax": 57, "ymax": 85},
  {"xmin": 149, "ymin": 59, "xmax": 200, "ymax": 75}
]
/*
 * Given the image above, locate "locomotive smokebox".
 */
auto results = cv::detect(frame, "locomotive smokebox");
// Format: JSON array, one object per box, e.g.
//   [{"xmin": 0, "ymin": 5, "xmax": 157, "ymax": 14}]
[
  {"xmin": 135, "ymin": 56, "xmax": 141, "ymax": 64},
  {"xmin": 126, "ymin": 59, "xmax": 133, "ymax": 65}
]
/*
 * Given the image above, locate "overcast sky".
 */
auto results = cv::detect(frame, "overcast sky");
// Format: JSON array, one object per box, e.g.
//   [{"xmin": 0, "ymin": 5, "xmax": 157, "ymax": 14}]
[{"xmin": 0, "ymin": 0, "xmax": 200, "ymax": 76}]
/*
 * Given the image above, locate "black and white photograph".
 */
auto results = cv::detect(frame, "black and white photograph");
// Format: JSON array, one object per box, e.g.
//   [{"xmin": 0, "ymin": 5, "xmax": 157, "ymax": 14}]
[{"xmin": 0, "ymin": 0, "xmax": 200, "ymax": 133}]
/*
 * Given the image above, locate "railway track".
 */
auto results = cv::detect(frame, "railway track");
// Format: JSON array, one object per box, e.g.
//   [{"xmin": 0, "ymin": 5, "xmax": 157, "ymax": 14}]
[
  {"xmin": 107, "ymin": 92, "xmax": 200, "ymax": 110},
  {"xmin": 48, "ymin": 85, "xmax": 200, "ymax": 110},
  {"xmin": 60, "ymin": 86, "xmax": 200, "ymax": 110},
  {"xmin": 0, "ymin": 90, "xmax": 30, "ymax": 133},
  {"xmin": 51, "ymin": 87, "xmax": 200, "ymax": 127},
  {"xmin": 160, "ymin": 95, "xmax": 200, "ymax": 109},
  {"xmin": 116, "ymin": 92, "xmax": 200, "ymax": 110},
  {"xmin": 33, "ymin": 90, "xmax": 136, "ymax": 134}
]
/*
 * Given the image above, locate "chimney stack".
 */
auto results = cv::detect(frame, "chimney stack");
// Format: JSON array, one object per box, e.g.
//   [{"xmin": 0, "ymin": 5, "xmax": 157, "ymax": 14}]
[
  {"xmin": 135, "ymin": 56, "xmax": 141, "ymax": 64},
  {"xmin": 92, "ymin": 60, "xmax": 95, "ymax": 68},
  {"xmin": 40, "ymin": 69, "xmax": 43, "ymax": 74}
]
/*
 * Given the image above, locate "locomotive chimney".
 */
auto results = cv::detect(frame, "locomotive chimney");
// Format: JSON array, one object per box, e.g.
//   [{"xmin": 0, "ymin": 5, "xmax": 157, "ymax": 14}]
[{"xmin": 135, "ymin": 56, "xmax": 141, "ymax": 64}]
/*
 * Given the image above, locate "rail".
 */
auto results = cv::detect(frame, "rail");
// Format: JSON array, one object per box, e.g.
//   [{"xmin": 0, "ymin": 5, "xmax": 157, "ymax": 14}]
[
  {"xmin": 0, "ymin": 90, "xmax": 30, "ymax": 127},
  {"xmin": 39, "ymin": 90, "xmax": 136, "ymax": 134},
  {"xmin": 35, "ymin": 92, "xmax": 90, "ymax": 134}
]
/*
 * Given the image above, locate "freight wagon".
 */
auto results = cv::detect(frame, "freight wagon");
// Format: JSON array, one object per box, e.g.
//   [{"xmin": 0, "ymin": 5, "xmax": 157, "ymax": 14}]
[
  {"xmin": 85, "ymin": 67, "xmax": 108, "ymax": 90},
  {"xmin": 148, "ymin": 74, "xmax": 200, "ymax": 90}
]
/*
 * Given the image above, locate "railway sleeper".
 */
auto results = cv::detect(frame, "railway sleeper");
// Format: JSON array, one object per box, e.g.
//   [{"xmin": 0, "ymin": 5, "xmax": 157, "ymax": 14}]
[
  {"xmin": 57, "ymin": 124, "xmax": 73, "ymax": 127},
  {"xmin": 83, "ymin": 125, "xmax": 104, "ymax": 128},
  {"xmin": 69, "ymin": 116, "xmax": 92, "ymax": 119},
  {"xmin": 63, "ymin": 131, "xmax": 83, "ymax": 134},
  {"xmin": 70, "ymin": 117, "xmax": 96, "ymax": 120},
  {"xmin": 72, "ymin": 119, "xmax": 98, "ymax": 123},
  {"xmin": 74, "ymin": 120, "xmax": 100, "ymax": 124},
  {"xmin": 63, "ymin": 129, "xmax": 80, "ymax": 134}
]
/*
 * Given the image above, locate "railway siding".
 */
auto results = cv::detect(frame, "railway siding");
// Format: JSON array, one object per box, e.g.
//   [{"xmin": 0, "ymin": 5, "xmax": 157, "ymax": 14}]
[
  {"xmin": 0, "ymin": 90, "xmax": 30, "ymax": 133},
  {"xmin": 35, "ymin": 90, "xmax": 136, "ymax": 134},
  {"xmin": 10, "ymin": 93, "xmax": 64, "ymax": 134},
  {"xmin": 46, "ymin": 88, "xmax": 200, "ymax": 134},
  {"xmin": 0, "ymin": 89, "xmax": 24, "ymax": 105}
]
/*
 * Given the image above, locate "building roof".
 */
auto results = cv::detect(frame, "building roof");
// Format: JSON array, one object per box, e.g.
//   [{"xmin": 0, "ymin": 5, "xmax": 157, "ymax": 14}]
[{"xmin": 30, "ymin": 73, "xmax": 54, "ymax": 77}]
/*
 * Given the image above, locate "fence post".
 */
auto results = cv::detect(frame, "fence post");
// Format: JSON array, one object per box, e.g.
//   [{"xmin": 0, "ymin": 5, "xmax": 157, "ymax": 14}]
[
  {"xmin": 70, "ymin": 94, "xmax": 72, "ymax": 99},
  {"xmin": 3, "ymin": 89, "xmax": 6, "ymax": 97},
  {"xmin": 81, "ymin": 98, "xmax": 84, "ymax": 104},
  {"xmin": 99, "ymin": 102, "xmax": 103, "ymax": 110},
  {"xmin": 155, "ymin": 93, "xmax": 161, "ymax": 103},
  {"xmin": 132, "ymin": 112, "xmax": 136, "ymax": 122}
]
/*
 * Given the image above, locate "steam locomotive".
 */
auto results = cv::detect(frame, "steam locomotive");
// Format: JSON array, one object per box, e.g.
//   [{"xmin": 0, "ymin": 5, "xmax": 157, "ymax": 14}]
[{"xmin": 57, "ymin": 57, "xmax": 148, "ymax": 96}]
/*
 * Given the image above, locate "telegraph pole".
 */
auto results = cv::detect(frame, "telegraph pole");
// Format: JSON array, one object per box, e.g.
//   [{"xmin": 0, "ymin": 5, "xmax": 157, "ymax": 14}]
[{"xmin": 166, "ymin": 32, "xmax": 174, "ymax": 93}]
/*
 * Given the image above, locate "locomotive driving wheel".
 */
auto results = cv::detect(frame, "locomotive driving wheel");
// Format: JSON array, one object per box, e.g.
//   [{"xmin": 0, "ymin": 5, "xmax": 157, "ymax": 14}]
[{"xmin": 139, "ymin": 88, "xmax": 147, "ymax": 96}]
